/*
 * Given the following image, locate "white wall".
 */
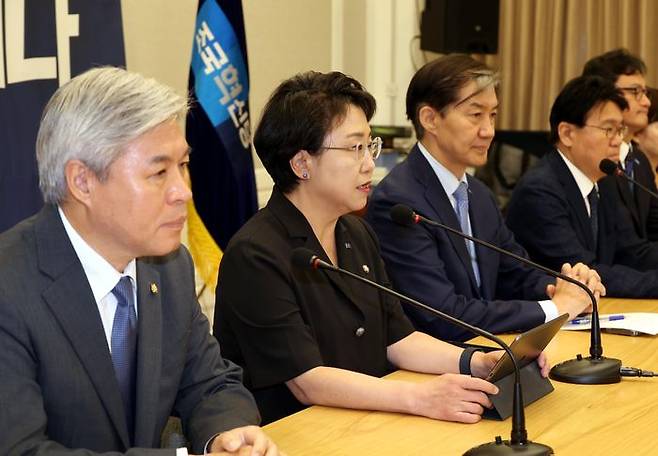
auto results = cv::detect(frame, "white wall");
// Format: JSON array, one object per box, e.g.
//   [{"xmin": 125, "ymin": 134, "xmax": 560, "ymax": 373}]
[
  {"xmin": 242, "ymin": 0, "xmax": 334, "ymax": 204},
  {"xmin": 121, "ymin": 0, "xmax": 197, "ymax": 98},
  {"xmin": 121, "ymin": 0, "xmax": 420, "ymax": 206}
]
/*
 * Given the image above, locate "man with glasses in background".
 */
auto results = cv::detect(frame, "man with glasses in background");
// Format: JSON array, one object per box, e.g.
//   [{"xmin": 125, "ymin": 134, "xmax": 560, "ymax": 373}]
[
  {"xmin": 583, "ymin": 49, "xmax": 658, "ymax": 242},
  {"xmin": 506, "ymin": 75, "xmax": 658, "ymax": 298},
  {"xmin": 366, "ymin": 55, "xmax": 599, "ymax": 342}
]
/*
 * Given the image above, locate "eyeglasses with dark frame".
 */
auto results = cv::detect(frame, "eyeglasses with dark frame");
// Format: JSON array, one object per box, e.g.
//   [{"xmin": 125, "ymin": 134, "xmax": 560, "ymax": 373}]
[
  {"xmin": 618, "ymin": 86, "xmax": 650, "ymax": 101},
  {"xmin": 584, "ymin": 124, "xmax": 628, "ymax": 139},
  {"xmin": 322, "ymin": 136, "xmax": 383, "ymax": 161}
]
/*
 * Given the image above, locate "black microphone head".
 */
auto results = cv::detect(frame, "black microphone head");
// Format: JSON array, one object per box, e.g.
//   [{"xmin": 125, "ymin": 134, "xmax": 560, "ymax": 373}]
[
  {"xmin": 290, "ymin": 247, "xmax": 317, "ymax": 269},
  {"xmin": 599, "ymin": 158, "xmax": 619, "ymax": 176},
  {"xmin": 390, "ymin": 204, "xmax": 417, "ymax": 227}
]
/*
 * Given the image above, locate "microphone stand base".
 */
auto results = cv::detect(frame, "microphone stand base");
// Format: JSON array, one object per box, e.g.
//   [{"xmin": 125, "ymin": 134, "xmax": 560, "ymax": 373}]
[
  {"xmin": 464, "ymin": 439, "xmax": 553, "ymax": 455},
  {"xmin": 549, "ymin": 355, "xmax": 622, "ymax": 384}
]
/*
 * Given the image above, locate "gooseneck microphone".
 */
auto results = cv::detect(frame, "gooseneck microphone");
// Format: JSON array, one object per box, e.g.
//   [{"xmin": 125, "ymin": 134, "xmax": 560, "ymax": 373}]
[
  {"xmin": 291, "ymin": 247, "xmax": 553, "ymax": 456},
  {"xmin": 599, "ymin": 158, "xmax": 658, "ymax": 199},
  {"xmin": 389, "ymin": 204, "xmax": 623, "ymax": 385}
]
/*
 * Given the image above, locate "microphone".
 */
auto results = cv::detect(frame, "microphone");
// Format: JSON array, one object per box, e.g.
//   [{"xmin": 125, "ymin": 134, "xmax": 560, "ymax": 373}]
[
  {"xmin": 290, "ymin": 248, "xmax": 326, "ymax": 270},
  {"xmin": 599, "ymin": 158, "xmax": 620, "ymax": 177},
  {"xmin": 390, "ymin": 204, "xmax": 623, "ymax": 385},
  {"xmin": 291, "ymin": 247, "xmax": 553, "ymax": 455},
  {"xmin": 599, "ymin": 158, "xmax": 658, "ymax": 199}
]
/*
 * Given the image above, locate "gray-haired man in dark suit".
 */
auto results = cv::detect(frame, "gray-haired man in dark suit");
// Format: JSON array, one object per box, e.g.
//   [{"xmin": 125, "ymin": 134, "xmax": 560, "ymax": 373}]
[{"xmin": 0, "ymin": 67, "xmax": 280, "ymax": 456}]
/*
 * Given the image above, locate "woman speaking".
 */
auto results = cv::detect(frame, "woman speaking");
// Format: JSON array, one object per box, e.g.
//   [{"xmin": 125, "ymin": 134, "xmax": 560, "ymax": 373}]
[{"xmin": 213, "ymin": 71, "xmax": 527, "ymax": 425}]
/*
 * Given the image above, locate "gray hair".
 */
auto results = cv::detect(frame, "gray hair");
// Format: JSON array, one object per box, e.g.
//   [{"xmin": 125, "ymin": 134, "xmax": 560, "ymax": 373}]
[
  {"xmin": 406, "ymin": 54, "xmax": 500, "ymax": 139},
  {"xmin": 451, "ymin": 70, "xmax": 501, "ymax": 111},
  {"xmin": 36, "ymin": 66, "xmax": 189, "ymax": 204}
]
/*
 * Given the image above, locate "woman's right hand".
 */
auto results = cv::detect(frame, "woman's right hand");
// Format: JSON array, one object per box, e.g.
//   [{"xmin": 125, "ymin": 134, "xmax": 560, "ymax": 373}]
[{"xmin": 410, "ymin": 373, "xmax": 499, "ymax": 423}]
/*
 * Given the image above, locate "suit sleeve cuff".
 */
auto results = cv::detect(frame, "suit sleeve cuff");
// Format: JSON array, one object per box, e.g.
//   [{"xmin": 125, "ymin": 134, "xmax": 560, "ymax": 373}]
[
  {"xmin": 176, "ymin": 448, "xmax": 189, "ymax": 456},
  {"xmin": 204, "ymin": 433, "xmax": 221, "ymax": 454},
  {"xmin": 538, "ymin": 300, "xmax": 559, "ymax": 322}
]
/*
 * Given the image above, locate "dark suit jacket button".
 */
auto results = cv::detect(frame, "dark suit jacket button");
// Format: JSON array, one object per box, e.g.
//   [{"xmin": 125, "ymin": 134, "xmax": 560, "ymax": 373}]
[{"xmin": 355, "ymin": 327, "xmax": 365, "ymax": 337}]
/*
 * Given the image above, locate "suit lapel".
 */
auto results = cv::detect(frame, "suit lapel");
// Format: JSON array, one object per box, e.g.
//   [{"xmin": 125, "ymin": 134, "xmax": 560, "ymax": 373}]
[
  {"xmin": 36, "ymin": 207, "xmax": 130, "ymax": 448},
  {"xmin": 547, "ymin": 151, "xmax": 596, "ymax": 250},
  {"xmin": 615, "ymin": 174, "xmax": 641, "ymax": 228},
  {"xmin": 308, "ymin": 223, "xmax": 367, "ymax": 319},
  {"xmin": 133, "ymin": 261, "xmax": 162, "ymax": 447},
  {"xmin": 630, "ymin": 149, "xmax": 650, "ymax": 228},
  {"xmin": 408, "ymin": 148, "xmax": 480, "ymax": 294},
  {"xmin": 333, "ymin": 221, "xmax": 373, "ymax": 314},
  {"xmin": 267, "ymin": 189, "xmax": 365, "ymax": 318},
  {"xmin": 598, "ymin": 177, "xmax": 625, "ymax": 262},
  {"xmin": 596, "ymin": 192, "xmax": 615, "ymax": 260}
]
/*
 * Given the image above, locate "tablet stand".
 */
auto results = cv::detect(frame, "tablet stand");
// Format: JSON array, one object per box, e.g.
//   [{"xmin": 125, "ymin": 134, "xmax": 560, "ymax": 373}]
[{"xmin": 484, "ymin": 362, "xmax": 554, "ymax": 420}]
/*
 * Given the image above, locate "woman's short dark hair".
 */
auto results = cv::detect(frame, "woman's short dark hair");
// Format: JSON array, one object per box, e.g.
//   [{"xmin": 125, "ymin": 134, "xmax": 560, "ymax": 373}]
[
  {"xmin": 582, "ymin": 48, "xmax": 647, "ymax": 82},
  {"xmin": 405, "ymin": 54, "xmax": 499, "ymax": 139},
  {"xmin": 253, "ymin": 71, "xmax": 376, "ymax": 193},
  {"xmin": 549, "ymin": 75, "xmax": 628, "ymax": 145}
]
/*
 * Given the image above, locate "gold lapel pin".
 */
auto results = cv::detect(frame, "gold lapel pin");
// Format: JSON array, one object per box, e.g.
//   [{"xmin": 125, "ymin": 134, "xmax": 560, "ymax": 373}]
[{"xmin": 150, "ymin": 283, "xmax": 158, "ymax": 295}]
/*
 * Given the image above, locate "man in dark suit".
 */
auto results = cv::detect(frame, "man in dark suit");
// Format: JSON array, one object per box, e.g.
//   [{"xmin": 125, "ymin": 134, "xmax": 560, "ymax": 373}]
[
  {"xmin": 367, "ymin": 55, "xmax": 600, "ymax": 342},
  {"xmin": 506, "ymin": 75, "xmax": 658, "ymax": 298},
  {"xmin": 0, "ymin": 68, "xmax": 279, "ymax": 455},
  {"xmin": 583, "ymin": 49, "xmax": 658, "ymax": 241}
]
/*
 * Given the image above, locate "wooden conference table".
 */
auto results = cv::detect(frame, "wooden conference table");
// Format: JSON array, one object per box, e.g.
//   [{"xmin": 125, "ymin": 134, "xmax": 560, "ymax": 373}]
[{"xmin": 264, "ymin": 298, "xmax": 658, "ymax": 455}]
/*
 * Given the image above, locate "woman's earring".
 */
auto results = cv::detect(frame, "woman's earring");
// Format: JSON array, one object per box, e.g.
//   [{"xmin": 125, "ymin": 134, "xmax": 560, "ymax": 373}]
[{"xmin": 302, "ymin": 171, "xmax": 309, "ymax": 180}]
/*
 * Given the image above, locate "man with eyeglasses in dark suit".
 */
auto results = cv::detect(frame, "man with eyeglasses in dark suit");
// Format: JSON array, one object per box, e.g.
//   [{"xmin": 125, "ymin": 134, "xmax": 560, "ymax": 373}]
[
  {"xmin": 507, "ymin": 75, "xmax": 658, "ymax": 299},
  {"xmin": 583, "ymin": 49, "xmax": 658, "ymax": 242}
]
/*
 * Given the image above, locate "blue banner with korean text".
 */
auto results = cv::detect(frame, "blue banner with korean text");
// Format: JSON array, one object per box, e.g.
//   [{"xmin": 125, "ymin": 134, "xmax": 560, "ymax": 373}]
[
  {"xmin": 0, "ymin": 0, "xmax": 125, "ymax": 233},
  {"xmin": 186, "ymin": 0, "xmax": 257, "ymax": 294}
]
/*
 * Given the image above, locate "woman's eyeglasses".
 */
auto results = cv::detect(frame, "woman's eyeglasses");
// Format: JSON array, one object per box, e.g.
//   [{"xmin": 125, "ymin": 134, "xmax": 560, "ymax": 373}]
[{"xmin": 322, "ymin": 137, "xmax": 383, "ymax": 161}]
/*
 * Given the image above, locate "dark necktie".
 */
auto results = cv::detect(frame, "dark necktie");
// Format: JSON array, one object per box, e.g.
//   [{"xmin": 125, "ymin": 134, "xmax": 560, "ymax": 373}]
[
  {"xmin": 111, "ymin": 276, "xmax": 138, "ymax": 441},
  {"xmin": 587, "ymin": 187, "xmax": 599, "ymax": 249},
  {"xmin": 453, "ymin": 181, "xmax": 481, "ymax": 288},
  {"xmin": 625, "ymin": 153, "xmax": 635, "ymax": 194}
]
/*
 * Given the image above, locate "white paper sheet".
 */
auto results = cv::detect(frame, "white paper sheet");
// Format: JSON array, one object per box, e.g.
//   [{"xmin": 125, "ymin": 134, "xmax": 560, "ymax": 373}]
[{"xmin": 561, "ymin": 312, "xmax": 658, "ymax": 336}]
